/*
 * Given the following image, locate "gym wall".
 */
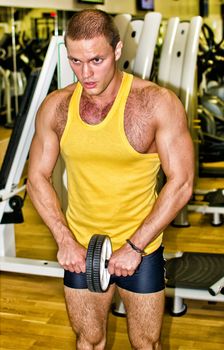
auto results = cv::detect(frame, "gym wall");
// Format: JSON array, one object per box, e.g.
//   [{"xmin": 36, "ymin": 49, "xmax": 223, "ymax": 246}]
[{"xmin": 0, "ymin": 0, "xmax": 222, "ymax": 17}]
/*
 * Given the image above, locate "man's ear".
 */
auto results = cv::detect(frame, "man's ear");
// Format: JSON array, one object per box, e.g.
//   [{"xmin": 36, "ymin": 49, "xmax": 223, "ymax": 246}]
[{"xmin": 114, "ymin": 41, "xmax": 123, "ymax": 61}]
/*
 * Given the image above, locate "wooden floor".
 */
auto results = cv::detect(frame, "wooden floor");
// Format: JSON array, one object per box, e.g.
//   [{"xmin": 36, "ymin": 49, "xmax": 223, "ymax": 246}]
[{"xmin": 0, "ymin": 126, "xmax": 224, "ymax": 349}]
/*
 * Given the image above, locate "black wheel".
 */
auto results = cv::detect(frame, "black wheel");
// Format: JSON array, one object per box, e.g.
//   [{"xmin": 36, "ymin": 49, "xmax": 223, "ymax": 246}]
[
  {"xmin": 86, "ymin": 234, "xmax": 98, "ymax": 292},
  {"xmin": 92, "ymin": 235, "xmax": 105, "ymax": 292},
  {"xmin": 86, "ymin": 234, "xmax": 112, "ymax": 293},
  {"xmin": 9, "ymin": 195, "xmax": 23, "ymax": 210}
]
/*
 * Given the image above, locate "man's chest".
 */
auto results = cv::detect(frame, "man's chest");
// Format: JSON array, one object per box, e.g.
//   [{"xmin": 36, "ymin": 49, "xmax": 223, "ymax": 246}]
[{"xmin": 79, "ymin": 97, "xmax": 156, "ymax": 154}]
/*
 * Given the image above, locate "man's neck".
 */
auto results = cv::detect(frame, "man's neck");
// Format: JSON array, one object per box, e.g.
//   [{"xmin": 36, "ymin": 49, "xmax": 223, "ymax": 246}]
[{"xmin": 82, "ymin": 70, "xmax": 123, "ymax": 107}]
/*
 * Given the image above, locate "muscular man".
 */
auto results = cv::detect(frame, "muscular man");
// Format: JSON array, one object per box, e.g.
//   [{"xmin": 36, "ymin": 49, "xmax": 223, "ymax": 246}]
[{"xmin": 27, "ymin": 9, "xmax": 194, "ymax": 350}]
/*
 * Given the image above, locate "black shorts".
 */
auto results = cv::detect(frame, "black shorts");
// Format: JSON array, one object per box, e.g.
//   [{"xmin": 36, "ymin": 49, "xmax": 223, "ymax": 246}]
[{"xmin": 64, "ymin": 245, "xmax": 165, "ymax": 294}]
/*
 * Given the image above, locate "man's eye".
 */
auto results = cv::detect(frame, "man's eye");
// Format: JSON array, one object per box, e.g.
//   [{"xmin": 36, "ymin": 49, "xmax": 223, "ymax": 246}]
[
  {"xmin": 93, "ymin": 58, "xmax": 103, "ymax": 64},
  {"xmin": 71, "ymin": 58, "xmax": 80, "ymax": 64}
]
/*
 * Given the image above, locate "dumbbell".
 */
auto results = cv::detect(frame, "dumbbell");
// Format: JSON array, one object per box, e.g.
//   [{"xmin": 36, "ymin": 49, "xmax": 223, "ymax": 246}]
[{"xmin": 86, "ymin": 234, "xmax": 112, "ymax": 293}]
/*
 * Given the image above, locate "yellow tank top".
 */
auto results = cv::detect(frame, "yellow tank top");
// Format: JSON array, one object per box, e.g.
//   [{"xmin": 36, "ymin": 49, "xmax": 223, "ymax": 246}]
[{"xmin": 60, "ymin": 72, "xmax": 163, "ymax": 254}]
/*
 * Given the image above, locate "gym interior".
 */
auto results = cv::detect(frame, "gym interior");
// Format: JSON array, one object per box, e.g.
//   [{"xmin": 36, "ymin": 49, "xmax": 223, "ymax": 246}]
[{"xmin": 0, "ymin": 0, "xmax": 223, "ymax": 349}]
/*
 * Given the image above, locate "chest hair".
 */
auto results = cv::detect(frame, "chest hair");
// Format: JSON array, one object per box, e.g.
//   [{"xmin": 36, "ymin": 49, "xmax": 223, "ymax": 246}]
[
  {"xmin": 124, "ymin": 88, "xmax": 157, "ymax": 153},
  {"xmin": 80, "ymin": 96, "xmax": 114, "ymax": 125}
]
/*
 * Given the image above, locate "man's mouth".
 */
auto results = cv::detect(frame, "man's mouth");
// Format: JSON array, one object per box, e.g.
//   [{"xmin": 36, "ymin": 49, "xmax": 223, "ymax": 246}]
[{"xmin": 83, "ymin": 82, "xmax": 97, "ymax": 89}]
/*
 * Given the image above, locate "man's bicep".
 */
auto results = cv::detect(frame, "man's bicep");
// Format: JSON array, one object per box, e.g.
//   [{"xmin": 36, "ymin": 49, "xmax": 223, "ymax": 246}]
[
  {"xmin": 28, "ymin": 109, "xmax": 60, "ymax": 181},
  {"xmin": 155, "ymin": 98, "xmax": 194, "ymax": 181},
  {"xmin": 29, "ymin": 132, "xmax": 59, "ymax": 180},
  {"xmin": 159, "ymin": 130, "xmax": 194, "ymax": 179}
]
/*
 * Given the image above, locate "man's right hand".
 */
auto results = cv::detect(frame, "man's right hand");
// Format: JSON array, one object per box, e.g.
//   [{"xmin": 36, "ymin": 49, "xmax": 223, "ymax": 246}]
[{"xmin": 57, "ymin": 237, "xmax": 87, "ymax": 273}]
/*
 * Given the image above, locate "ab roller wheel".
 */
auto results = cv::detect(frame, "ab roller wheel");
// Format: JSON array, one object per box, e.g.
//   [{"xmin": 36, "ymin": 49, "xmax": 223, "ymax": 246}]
[{"xmin": 86, "ymin": 234, "xmax": 112, "ymax": 293}]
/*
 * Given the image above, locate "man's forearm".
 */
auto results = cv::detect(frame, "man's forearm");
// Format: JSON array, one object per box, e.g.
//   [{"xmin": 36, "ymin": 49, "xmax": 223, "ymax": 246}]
[
  {"xmin": 27, "ymin": 176, "xmax": 75, "ymax": 246},
  {"xmin": 129, "ymin": 177, "xmax": 193, "ymax": 250}
]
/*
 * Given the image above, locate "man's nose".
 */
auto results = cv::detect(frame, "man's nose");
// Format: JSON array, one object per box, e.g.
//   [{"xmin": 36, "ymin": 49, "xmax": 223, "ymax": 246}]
[{"xmin": 82, "ymin": 63, "xmax": 93, "ymax": 79}]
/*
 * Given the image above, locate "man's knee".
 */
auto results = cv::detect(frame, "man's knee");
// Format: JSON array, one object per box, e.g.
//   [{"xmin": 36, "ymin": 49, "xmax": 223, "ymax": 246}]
[
  {"xmin": 76, "ymin": 328, "xmax": 107, "ymax": 350},
  {"xmin": 129, "ymin": 334, "xmax": 162, "ymax": 350}
]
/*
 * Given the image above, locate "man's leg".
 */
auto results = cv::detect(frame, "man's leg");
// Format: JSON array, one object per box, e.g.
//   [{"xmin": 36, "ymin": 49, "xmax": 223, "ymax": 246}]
[
  {"xmin": 64, "ymin": 284, "xmax": 115, "ymax": 350},
  {"xmin": 118, "ymin": 287, "xmax": 165, "ymax": 350},
  {"xmin": 115, "ymin": 246, "xmax": 166, "ymax": 350}
]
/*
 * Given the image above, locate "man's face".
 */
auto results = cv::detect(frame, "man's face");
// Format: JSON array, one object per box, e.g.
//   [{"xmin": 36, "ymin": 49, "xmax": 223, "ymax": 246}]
[{"xmin": 66, "ymin": 35, "xmax": 122, "ymax": 97}]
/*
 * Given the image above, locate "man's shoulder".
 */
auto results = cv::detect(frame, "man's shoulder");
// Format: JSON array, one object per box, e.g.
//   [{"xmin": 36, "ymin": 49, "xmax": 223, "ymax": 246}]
[
  {"xmin": 44, "ymin": 83, "xmax": 77, "ymax": 108},
  {"xmin": 129, "ymin": 77, "xmax": 164, "ymax": 108},
  {"xmin": 126, "ymin": 76, "xmax": 185, "ymax": 127},
  {"xmin": 131, "ymin": 77, "xmax": 180, "ymax": 109},
  {"xmin": 36, "ymin": 83, "xmax": 77, "ymax": 130},
  {"xmin": 132, "ymin": 76, "xmax": 170, "ymax": 97}
]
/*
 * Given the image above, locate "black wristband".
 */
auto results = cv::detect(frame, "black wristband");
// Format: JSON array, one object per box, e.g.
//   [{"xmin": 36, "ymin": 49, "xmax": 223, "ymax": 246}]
[{"xmin": 126, "ymin": 239, "xmax": 146, "ymax": 256}]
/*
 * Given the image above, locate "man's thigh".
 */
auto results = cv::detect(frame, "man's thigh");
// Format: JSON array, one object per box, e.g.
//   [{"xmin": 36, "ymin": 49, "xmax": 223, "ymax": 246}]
[
  {"xmin": 115, "ymin": 246, "xmax": 166, "ymax": 347},
  {"xmin": 118, "ymin": 287, "xmax": 165, "ymax": 346},
  {"xmin": 64, "ymin": 284, "xmax": 115, "ymax": 338}
]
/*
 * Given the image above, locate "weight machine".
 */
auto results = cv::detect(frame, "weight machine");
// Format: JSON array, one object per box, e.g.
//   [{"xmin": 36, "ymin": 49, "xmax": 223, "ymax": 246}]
[
  {"xmin": 157, "ymin": 15, "xmax": 224, "ymax": 315},
  {"xmin": 0, "ymin": 35, "xmax": 71, "ymax": 278}
]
